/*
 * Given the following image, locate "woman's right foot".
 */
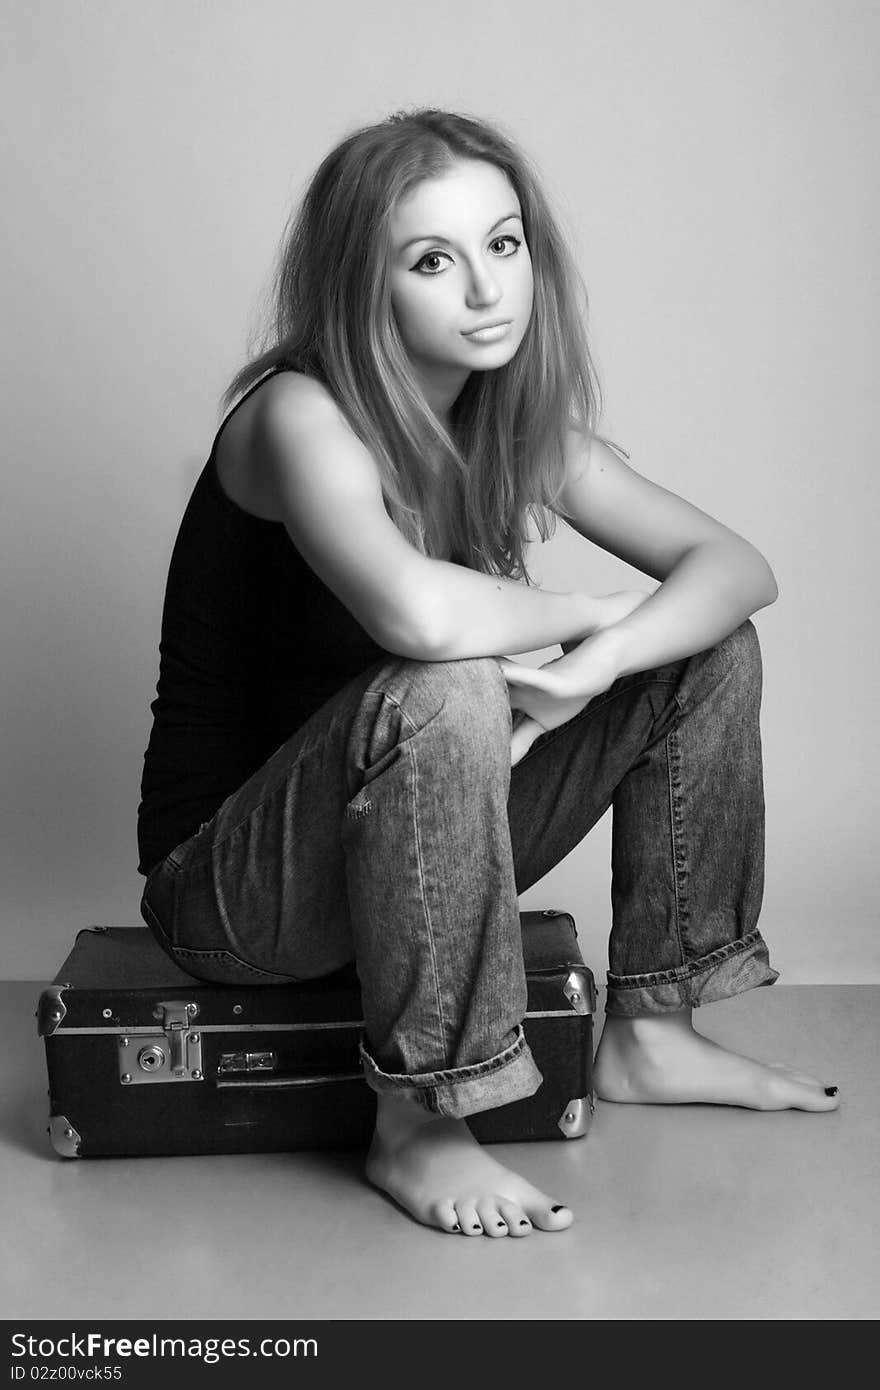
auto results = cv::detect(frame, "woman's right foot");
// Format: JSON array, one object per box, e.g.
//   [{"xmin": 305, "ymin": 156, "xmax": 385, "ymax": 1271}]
[
  {"xmin": 366, "ymin": 1092, "xmax": 574, "ymax": 1237},
  {"xmin": 593, "ymin": 1011, "xmax": 841, "ymax": 1111}
]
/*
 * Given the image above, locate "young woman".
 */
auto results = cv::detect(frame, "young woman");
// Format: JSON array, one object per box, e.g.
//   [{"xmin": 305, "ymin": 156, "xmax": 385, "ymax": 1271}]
[{"xmin": 138, "ymin": 108, "xmax": 839, "ymax": 1240}]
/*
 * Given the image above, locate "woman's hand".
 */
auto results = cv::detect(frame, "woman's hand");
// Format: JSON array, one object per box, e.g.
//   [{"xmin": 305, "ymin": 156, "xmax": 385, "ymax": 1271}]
[
  {"xmin": 560, "ymin": 589, "xmax": 652, "ymax": 654},
  {"xmin": 510, "ymin": 713, "xmax": 547, "ymax": 766},
  {"xmin": 502, "ymin": 627, "xmax": 626, "ymax": 764}
]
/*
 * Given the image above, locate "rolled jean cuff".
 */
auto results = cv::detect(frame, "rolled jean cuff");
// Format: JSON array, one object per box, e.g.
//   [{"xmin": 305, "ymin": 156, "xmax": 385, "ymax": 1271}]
[
  {"xmin": 605, "ymin": 929, "xmax": 780, "ymax": 1017},
  {"xmin": 359, "ymin": 1024, "xmax": 544, "ymax": 1119}
]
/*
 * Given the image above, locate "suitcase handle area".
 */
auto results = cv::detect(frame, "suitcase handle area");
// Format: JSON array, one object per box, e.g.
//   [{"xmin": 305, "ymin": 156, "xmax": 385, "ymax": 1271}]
[{"xmin": 216, "ymin": 1069, "xmax": 364, "ymax": 1090}]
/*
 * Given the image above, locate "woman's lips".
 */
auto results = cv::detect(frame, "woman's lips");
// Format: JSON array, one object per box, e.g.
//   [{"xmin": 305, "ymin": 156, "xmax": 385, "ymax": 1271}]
[{"xmin": 461, "ymin": 321, "xmax": 513, "ymax": 343}]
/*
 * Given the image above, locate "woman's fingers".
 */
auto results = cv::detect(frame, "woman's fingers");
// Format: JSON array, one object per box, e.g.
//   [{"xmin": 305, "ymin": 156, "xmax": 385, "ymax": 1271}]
[
  {"xmin": 510, "ymin": 715, "xmax": 545, "ymax": 765},
  {"xmin": 498, "ymin": 657, "xmax": 561, "ymax": 692},
  {"xmin": 498, "ymin": 657, "xmax": 538, "ymax": 687}
]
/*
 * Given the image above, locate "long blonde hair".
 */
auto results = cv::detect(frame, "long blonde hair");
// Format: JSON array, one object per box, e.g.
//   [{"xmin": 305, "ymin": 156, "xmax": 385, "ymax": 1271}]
[{"xmin": 225, "ymin": 108, "xmax": 601, "ymax": 578}]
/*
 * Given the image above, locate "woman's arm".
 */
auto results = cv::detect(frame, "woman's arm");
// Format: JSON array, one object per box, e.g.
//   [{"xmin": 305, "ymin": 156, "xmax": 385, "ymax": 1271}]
[
  {"xmin": 502, "ymin": 432, "xmax": 779, "ymax": 745},
  {"xmin": 252, "ymin": 375, "xmax": 607, "ymax": 659},
  {"xmin": 558, "ymin": 432, "xmax": 778, "ymax": 675},
  {"xmin": 596, "ymin": 541, "xmax": 776, "ymax": 679}
]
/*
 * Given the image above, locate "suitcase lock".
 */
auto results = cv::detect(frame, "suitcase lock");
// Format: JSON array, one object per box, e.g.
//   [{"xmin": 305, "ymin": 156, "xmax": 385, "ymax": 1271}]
[{"xmin": 117, "ymin": 1001, "xmax": 203, "ymax": 1085}]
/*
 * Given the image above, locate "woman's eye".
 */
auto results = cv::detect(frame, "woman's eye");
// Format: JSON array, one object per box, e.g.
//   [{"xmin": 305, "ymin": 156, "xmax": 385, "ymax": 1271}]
[
  {"xmin": 413, "ymin": 251, "xmax": 451, "ymax": 275},
  {"xmin": 411, "ymin": 236, "xmax": 521, "ymax": 275},
  {"xmin": 490, "ymin": 235, "xmax": 521, "ymax": 256}
]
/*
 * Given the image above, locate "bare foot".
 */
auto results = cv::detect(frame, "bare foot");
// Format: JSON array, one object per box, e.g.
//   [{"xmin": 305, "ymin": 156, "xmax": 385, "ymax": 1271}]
[
  {"xmin": 593, "ymin": 1011, "xmax": 840, "ymax": 1112},
  {"xmin": 366, "ymin": 1092, "xmax": 574, "ymax": 1236}
]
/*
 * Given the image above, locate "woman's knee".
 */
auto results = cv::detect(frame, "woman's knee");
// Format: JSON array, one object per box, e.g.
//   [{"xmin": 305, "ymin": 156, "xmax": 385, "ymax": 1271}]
[
  {"xmin": 382, "ymin": 655, "xmax": 511, "ymax": 745},
  {"xmin": 716, "ymin": 618, "xmax": 762, "ymax": 681},
  {"xmin": 695, "ymin": 618, "xmax": 763, "ymax": 710}
]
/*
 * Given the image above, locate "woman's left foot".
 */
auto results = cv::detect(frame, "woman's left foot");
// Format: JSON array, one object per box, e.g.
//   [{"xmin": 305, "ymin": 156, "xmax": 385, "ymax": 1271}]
[{"xmin": 593, "ymin": 1011, "xmax": 840, "ymax": 1111}]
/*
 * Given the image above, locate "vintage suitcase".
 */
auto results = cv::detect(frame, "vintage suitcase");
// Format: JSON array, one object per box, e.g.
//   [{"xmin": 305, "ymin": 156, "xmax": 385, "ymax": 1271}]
[{"xmin": 38, "ymin": 909, "xmax": 595, "ymax": 1158}]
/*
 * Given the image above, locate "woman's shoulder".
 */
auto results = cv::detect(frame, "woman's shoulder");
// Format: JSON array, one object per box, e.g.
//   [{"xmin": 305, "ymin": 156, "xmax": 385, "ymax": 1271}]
[
  {"xmin": 247, "ymin": 371, "xmax": 373, "ymax": 463},
  {"xmin": 244, "ymin": 368, "xmax": 341, "ymax": 430},
  {"xmin": 216, "ymin": 370, "xmax": 368, "ymax": 521}
]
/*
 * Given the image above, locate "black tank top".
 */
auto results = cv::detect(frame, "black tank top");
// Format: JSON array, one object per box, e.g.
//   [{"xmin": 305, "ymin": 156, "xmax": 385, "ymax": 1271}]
[{"xmin": 136, "ymin": 371, "xmax": 386, "ymax": 875}]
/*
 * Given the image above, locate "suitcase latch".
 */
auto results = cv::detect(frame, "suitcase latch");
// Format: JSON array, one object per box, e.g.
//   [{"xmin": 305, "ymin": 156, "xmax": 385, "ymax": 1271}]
[
  {"xmin": 117, "ymin": 1001, "xmax": 203, "ymax": 1085},
  {"xmin": 217, "ymin": 1050, "xmax": 277, "ymax": 1074}
]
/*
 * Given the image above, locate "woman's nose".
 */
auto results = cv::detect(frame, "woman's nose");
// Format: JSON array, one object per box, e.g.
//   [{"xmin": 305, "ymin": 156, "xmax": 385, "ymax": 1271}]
[{"xmin": 465, "ymin": 261, "xmax": 502, "ymax": 309}]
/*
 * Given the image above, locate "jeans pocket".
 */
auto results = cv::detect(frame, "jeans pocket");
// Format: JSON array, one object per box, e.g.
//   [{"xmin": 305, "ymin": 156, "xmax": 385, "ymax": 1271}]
[
  {"xmin": 141, "ymin": 875, "xmax": 301, "ymax": 985},
  {"xmin": 159, "ymin": 943, "xmax": 301, "ymax": 986}
]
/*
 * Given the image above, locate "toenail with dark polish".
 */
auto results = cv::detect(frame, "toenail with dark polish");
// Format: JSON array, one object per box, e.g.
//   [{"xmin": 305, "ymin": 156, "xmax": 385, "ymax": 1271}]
[
  {"xmin": 519, "ymin": 1220, "xmax": 529, "ymax": 1227},
  {"xmin": 825, "ymin": 1086, "xmax": 838, "ymax": 1096},
  {"xmin": 451, "ymin": 1223, "xmax": 460, "ymax": 1231},
  {"xmin": 551, "ymin": 1205, "xmax": 565, "ymax": 1213},
  {"xmin": 497, "ymin": 1221, "xmax": 506, "ymax": 1228},
  {"xmin": 472, "ymin": 1224, "xmax": 481, "ymax": 1231}
]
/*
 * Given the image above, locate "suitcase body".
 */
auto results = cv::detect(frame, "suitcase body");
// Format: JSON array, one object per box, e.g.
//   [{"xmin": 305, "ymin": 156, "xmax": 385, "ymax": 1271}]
[{"xmin": 38, "ymin": 910, "xmax": 595, "ymax": 1158}]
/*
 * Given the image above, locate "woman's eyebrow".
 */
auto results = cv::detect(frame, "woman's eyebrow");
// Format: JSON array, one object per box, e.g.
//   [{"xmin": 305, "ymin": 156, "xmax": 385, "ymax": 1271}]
[{"xmin": 398, "ymin": 212, "xmax": 523, "ymax": 254}]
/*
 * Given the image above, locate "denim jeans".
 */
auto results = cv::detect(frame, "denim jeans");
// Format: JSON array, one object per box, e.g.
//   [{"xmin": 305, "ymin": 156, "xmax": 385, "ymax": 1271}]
[{"xmin": 140, "ymin": 618, "xmax": 777, "ymax": 1119}]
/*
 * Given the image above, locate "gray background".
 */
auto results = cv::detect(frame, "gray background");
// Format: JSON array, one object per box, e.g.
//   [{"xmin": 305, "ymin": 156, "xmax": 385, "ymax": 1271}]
[{"xmin": 3, "ymin": 0, "xmax": 877, "ymax": 981}]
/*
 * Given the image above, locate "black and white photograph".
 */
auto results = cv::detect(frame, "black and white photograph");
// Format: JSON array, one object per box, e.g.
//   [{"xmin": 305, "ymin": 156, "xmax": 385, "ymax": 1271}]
[{"xmin": 2, "ymin": 0, "xmax": 877, "ymax": 1346}]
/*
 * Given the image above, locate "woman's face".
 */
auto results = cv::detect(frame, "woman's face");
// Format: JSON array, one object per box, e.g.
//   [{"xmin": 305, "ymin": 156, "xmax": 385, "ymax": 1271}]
[{"xmin": 388, "ymin": 159, "xmax": 534, "ymax": 414}]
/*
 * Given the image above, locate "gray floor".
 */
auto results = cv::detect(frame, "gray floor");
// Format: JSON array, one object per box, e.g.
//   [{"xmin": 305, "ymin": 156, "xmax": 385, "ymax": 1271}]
[{"xmin": 2, "ymin": 981, "xmax": 877, "ymax": 1320}]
